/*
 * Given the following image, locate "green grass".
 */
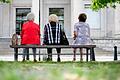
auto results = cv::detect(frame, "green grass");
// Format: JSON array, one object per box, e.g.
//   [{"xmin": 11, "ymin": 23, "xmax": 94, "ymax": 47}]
[{"xmin": 0, "ymin": 61, "xmax": 120, "ymax": 80}]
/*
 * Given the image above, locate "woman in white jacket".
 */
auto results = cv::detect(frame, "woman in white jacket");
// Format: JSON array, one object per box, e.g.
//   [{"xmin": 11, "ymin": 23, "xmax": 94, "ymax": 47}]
[{"xmin": 73, "ymin": 13, "xmax": 92, "ymax": 61}]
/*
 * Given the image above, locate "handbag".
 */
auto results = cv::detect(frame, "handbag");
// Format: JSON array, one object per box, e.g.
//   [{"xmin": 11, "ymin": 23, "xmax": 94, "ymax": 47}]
[
  {"xmin": 61, "ymin": 30, "xmax": 69, "ymax": 45},
  {"xmin": 11, "ymin": 33, "xmax": 18, "ymax": 45}
]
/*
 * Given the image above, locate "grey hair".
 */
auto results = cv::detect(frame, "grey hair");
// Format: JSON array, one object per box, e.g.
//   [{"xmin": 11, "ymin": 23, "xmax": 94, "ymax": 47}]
[
  {"xmin": 48, "ymin": 14, "xmax": 58, "ymax": 22},
  {"xmin": 26, "ymin": 12, "xmax": 35, "ymax": 21}
]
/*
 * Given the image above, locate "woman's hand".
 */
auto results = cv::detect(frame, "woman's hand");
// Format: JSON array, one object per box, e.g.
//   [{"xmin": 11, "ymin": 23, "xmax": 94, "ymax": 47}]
[
  {"xmin": 73, "ymin": 31, "xmax": 77, "ymax": 40},
  {"xmin": 42, "ymin": 43, "xmax": 46, "ymax": 46}
]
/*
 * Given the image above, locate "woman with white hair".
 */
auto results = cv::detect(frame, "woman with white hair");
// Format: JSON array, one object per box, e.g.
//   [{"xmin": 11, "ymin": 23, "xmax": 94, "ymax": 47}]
[
  {"xmin": 43, "ymin": 14, "xmax": 62, "ymax": 62},
  {"xmin": 21, "ymin": 12, "xmax": 41, "ymax": 62}
]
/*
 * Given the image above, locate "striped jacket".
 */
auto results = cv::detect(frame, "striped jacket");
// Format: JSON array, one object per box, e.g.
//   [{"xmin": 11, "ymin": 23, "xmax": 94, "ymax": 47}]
[{"xmin": 43, "ymin": 22, "xmax": 62, "ymax": 45}]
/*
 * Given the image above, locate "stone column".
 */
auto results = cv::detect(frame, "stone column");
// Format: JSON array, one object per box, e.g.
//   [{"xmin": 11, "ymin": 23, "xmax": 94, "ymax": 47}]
[
  {"xmin": 100, "ymin": 8, "xmax": 107, "ymax": 38},
  {"xmin": 115, "ymin": 4, "xmax": 120, "ymax": 38},
  {"xmin": 0, "ymin": 4, "xmax": 3, "ymax": 37},
  {"xmin": 40, "ymin": 0, "xmax": 43, "ymax": 37},
  {"xmin": 0, "ymin": 3, "xmax": 10, "ymax": 37},
  {"xmin": 32, "ymin": 0, "xmax": 40, "ymax": 24},
  {"xmin": 71, "ymin": 0, "xmax": 84, "ymax": 37},
  {"xmin": 106, "ymin": 7, "xmax": 115, "ymax": 38}
]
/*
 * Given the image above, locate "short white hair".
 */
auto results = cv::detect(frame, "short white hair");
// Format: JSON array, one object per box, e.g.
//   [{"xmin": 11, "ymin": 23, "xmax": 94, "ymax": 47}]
[
  {"xmin": 48, "ymin": 14, "xmax": 58, "ymax": 22},
  {"xmin": 26, "ymin": 12, "xmax": 35, "ymax": 21}
]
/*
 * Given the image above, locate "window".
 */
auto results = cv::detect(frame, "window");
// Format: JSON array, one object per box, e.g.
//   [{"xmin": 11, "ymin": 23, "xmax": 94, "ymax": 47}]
[
  {"xmin": 16, "ymin": 8, "xmax": 31, "ymax": 35},
  {"xmin": 49, "ymin": 8, "xmax": 64, "ymax": 29},
  {"xmin": 84, "ymin": 4, "xmax": 100, "ymax": 29}
]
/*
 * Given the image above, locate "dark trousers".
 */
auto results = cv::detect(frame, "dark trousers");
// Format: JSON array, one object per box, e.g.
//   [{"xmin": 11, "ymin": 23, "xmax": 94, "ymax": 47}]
[
  {"xmin": 23, "ymin": 45, "xmax": 36, "ymax": 60},
  {"xmin": 47, "ymin": 48, "xmax": 61, "ymax": 60}
]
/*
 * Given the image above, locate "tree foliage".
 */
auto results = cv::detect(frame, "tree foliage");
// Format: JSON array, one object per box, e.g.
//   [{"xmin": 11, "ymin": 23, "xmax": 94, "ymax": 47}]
[
  {"xmin": 0, "ymin": 0, "xmax": 12, "ymax": 3},
  {"xmin": 91, "ymin": 0, "xmax": 120, "ymax": 11}
]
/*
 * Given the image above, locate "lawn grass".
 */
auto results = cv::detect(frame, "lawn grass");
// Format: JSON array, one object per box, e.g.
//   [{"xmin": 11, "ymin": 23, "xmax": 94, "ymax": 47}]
[{"xmin": 0, "ymin": 61, "xmax": 120, "ymax": 80}]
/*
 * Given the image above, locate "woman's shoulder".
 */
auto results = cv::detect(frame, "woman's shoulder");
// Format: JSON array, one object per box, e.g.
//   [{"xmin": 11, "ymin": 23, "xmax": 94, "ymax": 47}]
[
  {"xmin": 44, "ymin": 23, "xmax": 49, "ymax": 26},
  {"xmin": 84, "ymin": 22, "xmax": 89, "ymax": 26},
  {"xmin": 23, "ymin": 21, "xmax": 29, "ymax": 25},
  {"xmin": 33, "ymin": 22, "xmax": 39, "ymax": 26},
  {"xmin": 74, "ymin": 22, "xmax": 85, "ymax": 28},
  {"xmin": 74, "ymin": 22, "xmax": 80, "ymax": 26},
  {"xmin": 79, "ymin": 22, "xmax": 89, "ymax": 27},
  {"xmin": 75, "ymin": 22, "xmax": 86, "ymax": 25}
]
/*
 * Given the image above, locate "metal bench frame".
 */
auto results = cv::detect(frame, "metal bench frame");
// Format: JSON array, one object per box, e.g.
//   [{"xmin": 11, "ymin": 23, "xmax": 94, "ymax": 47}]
[{"xmin": 10, "ymin": 45, "xmax": 96, "ymax": 62}]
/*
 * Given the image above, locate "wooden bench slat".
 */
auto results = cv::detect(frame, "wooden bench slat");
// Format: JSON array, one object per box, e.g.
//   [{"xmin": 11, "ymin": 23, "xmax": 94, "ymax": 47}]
[
  {"xmin": 10, "ymin": 45, "xmax": 96, "ymax": 48},
  {"xmin": 16, "ymin": 53, "xmax": 91, "ymax": 55}
]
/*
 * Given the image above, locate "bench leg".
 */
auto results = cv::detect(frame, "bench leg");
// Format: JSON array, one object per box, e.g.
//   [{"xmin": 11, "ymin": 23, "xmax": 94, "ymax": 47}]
[
  {"xmin": 57, "ymin": 53, "xmax": 61, "ymax": 62},
  {"xmin": 14, "ymin": 48, "xmax": 18, "ymax": 61},
  {"xmin": 38, "ymin": 49, "xmax": 41, "ymax": 61},
  {"xmin": 90, "ymin": 48, "xmax": 95, "ymax": 61},
  {"xmin": 92, "ymin": 48, "xmax": 95, "ymax": 61},
  {"xmin": 26, "ymin": 49, "xmax": 29, "ymax": 60},
  {"xmin": 73, "ymin": 48, "xmax": 76, "ymax": 61},
  {"xmin": 86, "ymin": 48, "xmax": 89, "ymax": 62},
  {"xmin": 80, "ymin": 48, "xmax": 83, "ymax": 61},
  {"xmin": 57, "ymin": 48, "xmax": 61, "ymax": 62}
]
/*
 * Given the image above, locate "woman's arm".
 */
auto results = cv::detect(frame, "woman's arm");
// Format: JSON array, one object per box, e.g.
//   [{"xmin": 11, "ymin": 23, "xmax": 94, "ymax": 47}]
[
  {"xmin": 73, "ymin": 23, "xmax": 78, "ymax": 40},
  {"xmin": 73, "ymin": 31, "xmax": 77, "ymax": 40}
]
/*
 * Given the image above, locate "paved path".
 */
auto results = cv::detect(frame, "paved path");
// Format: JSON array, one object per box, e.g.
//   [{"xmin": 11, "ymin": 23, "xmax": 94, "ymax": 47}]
[{"xmin": 0, "ymin": 54, "xmax": 120, "ymax": 62}]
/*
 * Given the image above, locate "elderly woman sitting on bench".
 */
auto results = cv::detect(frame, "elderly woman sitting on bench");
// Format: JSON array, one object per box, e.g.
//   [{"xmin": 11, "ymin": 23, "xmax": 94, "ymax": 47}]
[{"xmin": 21, "ymin": 12, "xmax": 41, "ymax": 62}]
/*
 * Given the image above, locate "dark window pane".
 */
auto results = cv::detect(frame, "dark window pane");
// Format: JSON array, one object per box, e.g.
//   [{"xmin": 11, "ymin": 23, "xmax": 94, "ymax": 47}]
[
  {"xmin": 49, "ymin": 8, "xmax": 64, "ymax": 29},
  {"xmin": 16, "ymin": 8, "xmax": 31, "ymax": 35}
]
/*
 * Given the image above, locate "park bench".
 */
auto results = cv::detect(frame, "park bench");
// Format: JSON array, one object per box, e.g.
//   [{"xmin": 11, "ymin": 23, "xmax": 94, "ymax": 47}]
[{"xmin": 10, "ymin": 45, "xmax": 96, "ymax": 62}]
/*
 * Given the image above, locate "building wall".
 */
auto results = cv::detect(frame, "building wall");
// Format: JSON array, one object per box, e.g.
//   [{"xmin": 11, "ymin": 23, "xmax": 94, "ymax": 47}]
[
  {"xmin": 115, "ymin": 4, "xmax": 120, "ymax": 38},
  {"xmin": 32, "ymin": 0, "xmax": 39, "ymax": 24},
  {"xmin": 106, "ymin": 8, "xmax": 115, "ymax": 38},
  {"xmin": 42, "ymin": 0, "xmax": 71, "ymax": 37},
  {"xmin": 12, "ymin": 0, "xmax": 32, "ymax": 35},
  {"xmin": 71, "ymin": 0, "xmax": 108, "ymax": 38},
  {"xmin": 71, "ymin": 0, "xmax": 84, "ymax": 38},
  {"xmin": 0, "ymin": 0, "xmax": 119, "ymax": 39},
  {"xmin": 12, "ymin": 0, "xmax": 32, "ymax": 7}
]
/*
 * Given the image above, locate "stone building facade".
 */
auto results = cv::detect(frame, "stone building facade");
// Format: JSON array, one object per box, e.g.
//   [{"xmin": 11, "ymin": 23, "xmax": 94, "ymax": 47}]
[{"xmin": 0, "ymin": 0, "xmax": 120, "ymax": 40}]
